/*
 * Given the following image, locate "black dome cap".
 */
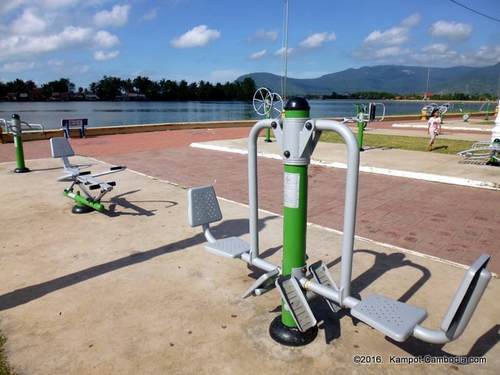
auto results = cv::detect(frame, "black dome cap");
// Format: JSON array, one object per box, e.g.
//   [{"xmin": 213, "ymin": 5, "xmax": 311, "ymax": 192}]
[{"xmin": 284, "ymin": 97, "xmax": 310, "ymax": 111}]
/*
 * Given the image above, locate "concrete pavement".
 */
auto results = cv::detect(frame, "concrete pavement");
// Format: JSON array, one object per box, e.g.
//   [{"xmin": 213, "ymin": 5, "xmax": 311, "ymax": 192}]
[{"xmin": 0, "ymin": 156, "xmax": 498, "ymax": 374}]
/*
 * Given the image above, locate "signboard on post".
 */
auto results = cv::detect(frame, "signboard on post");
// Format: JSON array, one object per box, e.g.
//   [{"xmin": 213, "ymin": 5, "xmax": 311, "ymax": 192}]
[{"xmin": 61, "ymin": 118, "xmax": 88, "ymax": 138}]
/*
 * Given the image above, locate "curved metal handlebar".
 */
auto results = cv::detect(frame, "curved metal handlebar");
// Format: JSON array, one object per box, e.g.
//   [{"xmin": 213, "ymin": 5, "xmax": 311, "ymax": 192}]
[
  {"xmin": 248, "ymin": 119, "xmax": 275, "ymax": 259},
  {"xmin": 313, "ymin": 119, "xmax": 360, "ymax": 302}
]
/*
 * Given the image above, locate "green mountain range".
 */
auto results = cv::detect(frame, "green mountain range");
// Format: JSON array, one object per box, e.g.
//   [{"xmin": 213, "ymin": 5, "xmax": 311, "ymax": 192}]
[{"xmin": 237, "ymin": 63, "xmax": 500, "ymax": 95}]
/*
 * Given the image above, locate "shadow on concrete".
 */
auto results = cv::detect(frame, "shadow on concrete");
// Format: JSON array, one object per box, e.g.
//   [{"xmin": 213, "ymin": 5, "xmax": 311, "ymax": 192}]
[
  {"xmin": 388, "ymin": 324, "xmax": 499, "ymax": 360},
  {"xmin": 0, "ymin": 215, "xmax": 276, "ymax": 312},
  {"xmin": 27, "ymin": 163, "xmax": 94, "ymax": 173},
  {"xmin": 308, "ymin": 249, "xmax": 432, "ymax": 345},
  {"xmin": 105, "ymin": 190, "xmax": 177, "ymax": 217}
]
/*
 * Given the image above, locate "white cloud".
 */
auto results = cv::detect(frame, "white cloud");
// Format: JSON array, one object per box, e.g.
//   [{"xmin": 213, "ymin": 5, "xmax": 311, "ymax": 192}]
[
  {"xmin": 0, "ymin": 0, "xmax": 25, "ymax": 15},
  {"xmin": 94, "ymin": 30, "xmax": 119, "ymax": 48},
  {"xmin": 171, "ymin": 25, "xmax": 220, "ymax": 48},
  {"xmin": 299, "ymin": 32, "xmax": 336, "ymax": 48},
  {"xmin": 140, "ymin": 8, "xmax": 158, "ymax": 22},
  {"xmin": 0, "ymin": 26, "xmax": 93, "ymax": 59},
  {"xmin": 94, "ymin": 4, "xmax": 130, "ymax": 27},
  {"xmin": 0, "ymin": 61, "xmax": 35, "ymax": 72},
  {"xmin": 363, "ymin": 13, "xmax": 420, "ymax": 46},
  {"xmin": 274, "ymin": 47, "xmax": 294, "ymax": 56},
  {"xmin": 11, "ymin": 8, "xmax": 47, "ymax": 35},
  {"xmin": 364, "ymin": 27, "xmax": 408, "ymax": 46},
  {"xmin": 373, "ymin": 46, "xmax": 410, "ymax": 58},
  {"xmin": 250, "ymin": 49, "xmax": 267, "ymax": 60},
  {"xmin": 93, "ymin": 50, "xmax": 119, "ymax": 61},
  {"xmin": 251, "ymin": 29, "xmax": 278, "ymax": 42},
  {"xmin": 401, "ymin": 13, "xmax": 421, "ymax": 28},
  {"xmin": 422, "ymin": 43, "xmax": 449, "ymax": 54},
  {"xmin": 429, "ymin": 20, "xmax": 472, "ymax": 40}
]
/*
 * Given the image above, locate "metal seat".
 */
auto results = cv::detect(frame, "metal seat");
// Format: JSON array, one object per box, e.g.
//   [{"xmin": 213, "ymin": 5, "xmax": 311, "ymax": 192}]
[
  {"xmin": 351, "ymin": 294, "xmax": 427, "ymax": 342},
  {"xmin": 187, "ymin": 185, "xmax": 250, "ymax": 259}
]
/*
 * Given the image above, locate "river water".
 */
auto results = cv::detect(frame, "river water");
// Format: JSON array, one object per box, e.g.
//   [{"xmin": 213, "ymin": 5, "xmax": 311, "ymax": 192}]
[{"xmin": 0, "ymin": 100, "xmax": 486, "ymax": 130}]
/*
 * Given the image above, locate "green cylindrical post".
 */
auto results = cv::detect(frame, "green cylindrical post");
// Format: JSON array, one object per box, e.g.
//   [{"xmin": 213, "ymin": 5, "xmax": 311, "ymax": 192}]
[
  {"xmin": 281, "ymin": 163, "xmax": 308, "ymax": 326},
  {"xmin": 355, "ymin": 104, "xmax": 365, "ymax": 152},
  {"xmin": 281, "ymin": 103, "xmax": 310, "ymax": 328},
  {"xmin": 265, "ymin": 127, "xmax": 272, "ymax": 142},
  {"xmin": 11, "ymin": 114, "xmax": 29, "ymax": 173},
  {"xmin": 269, "ymin": 97, "xmax": 318, "ymax": 346}
]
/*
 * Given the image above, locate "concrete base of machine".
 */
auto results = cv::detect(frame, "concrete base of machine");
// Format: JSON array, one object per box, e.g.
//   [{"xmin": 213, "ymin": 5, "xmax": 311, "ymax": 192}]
[
  {"xmin": 269, "ymin": 316, "xmax": 318, "ymax": 347},
  {"xmin": 14, "ymin": 167, "xmax": 30, "ymax": 173},
  {"xmin": 71, "ymin": 204, "xmax": 95, "ymax": 214}
]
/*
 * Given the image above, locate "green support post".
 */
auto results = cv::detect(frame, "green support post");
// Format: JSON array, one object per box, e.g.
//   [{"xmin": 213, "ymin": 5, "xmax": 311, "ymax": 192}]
[
  {"xmin": 264, "ymin": 99, "xmax": 272, "ymax": 142},
  {"xmin": 269, "ymin": 97, "xmax": 318, "ymax": 346},
  {"xmin": 11, "ymin": 114, "xmax": 30, "ymax": 173},
  {"xmin": 355, "ymin": 104, "xmax": 366, "ymax": 152},
  {"xmin": 265, "ymin": 127, "xmax": 272, "ymax": 142},
  {"xmin": 281, "ymin": 163, "xmax": 308, "ymax": 326}
]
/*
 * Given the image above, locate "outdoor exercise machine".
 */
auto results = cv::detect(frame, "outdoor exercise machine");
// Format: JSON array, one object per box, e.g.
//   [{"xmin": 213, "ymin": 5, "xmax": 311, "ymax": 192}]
[
  {"xmin": 253, "ymin": 87, "xmax": 284, "ymax": 143},
  {"xmin": 0, "ymin": 114, "xmax": 44, "ymax": 173},
  {"xmin": 188, "ymin": 97, "xmax": 492, "ymax": 347},
  {"xmin": 50, "ymin": 137, "xmax": 126, "ymax": 213},
  {"xmin": 350, "ymin": 102, "xmax": 385, "ymax": 151}
]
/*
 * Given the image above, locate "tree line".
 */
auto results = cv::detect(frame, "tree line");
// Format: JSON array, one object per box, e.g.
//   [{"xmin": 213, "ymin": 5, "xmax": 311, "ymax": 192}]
[
  {"xmin": 0, "ymin": 76, "xmax": 257, "ymax": 102},
  {"xmin": 323, "ymin": 91, "xmax": 497, "ymax": 101}
]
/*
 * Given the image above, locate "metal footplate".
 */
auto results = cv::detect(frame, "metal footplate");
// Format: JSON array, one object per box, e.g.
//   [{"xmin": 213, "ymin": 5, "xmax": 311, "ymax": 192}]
[
  {"xmin": 351, "ymin": 294, "xmax": 427, "ymax": 342},
  {"xmin": 308, "ymin": 261, "xmax": 341, "ymax": 313},
  {"xmin": 242, "ymin": 268, "xmax": 279, "ymax": 298},
  {"xmin": 205, "ymin": 237, "xmax": 250, "ymax": 259},
  {"xmin": 276, "ymin": 275, "xmax": 317, "ymax": 332}
]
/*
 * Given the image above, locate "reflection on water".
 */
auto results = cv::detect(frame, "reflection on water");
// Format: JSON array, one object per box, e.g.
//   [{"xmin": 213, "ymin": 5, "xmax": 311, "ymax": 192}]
[{"xmin": 0, "ymin": 100, "xmax": 485, "ymax": 129}]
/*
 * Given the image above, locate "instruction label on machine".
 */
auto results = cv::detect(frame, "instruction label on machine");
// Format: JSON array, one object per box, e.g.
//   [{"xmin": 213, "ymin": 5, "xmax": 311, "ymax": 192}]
[{"xmin": 284, "ymin": 172, "xmax": 300, "ymax": 208}]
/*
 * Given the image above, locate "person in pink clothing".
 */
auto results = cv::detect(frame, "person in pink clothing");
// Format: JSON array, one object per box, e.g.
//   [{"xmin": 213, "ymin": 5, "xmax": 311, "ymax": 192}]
[{"xmin": 427, "ymin": 108, "xmax": 441, "ymax": 151}]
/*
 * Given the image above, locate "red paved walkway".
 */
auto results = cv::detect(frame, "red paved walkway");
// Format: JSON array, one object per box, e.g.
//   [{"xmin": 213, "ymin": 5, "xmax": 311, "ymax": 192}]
[
  {"xmin": 1, "ymin": 128, "xmax": 498, "ymax": 273},
  {"xmin": 0, "ymin": 127, "xmax": 250, "ymax": 161},
  {"xmin": 101, "ymin": 146, "xmax": 500, "ymax": 274}
]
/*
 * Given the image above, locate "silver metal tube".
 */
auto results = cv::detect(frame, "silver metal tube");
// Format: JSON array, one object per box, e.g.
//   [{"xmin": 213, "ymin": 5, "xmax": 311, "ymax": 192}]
[
  {"xmin": 412, "ymin": 325, "xmax": 450, "ymax": 344},
  {"xmin": 202, "ymin": 224, "xmax": 217, "ymax": 243},
  {"xmin": 315, "ymin": 120, "xmax": 360, "ymax": 301},
  {"xmin": 240, "ymin": 252, "xmax": 278, "ymax": 273},
  {"xmin": 248, "ymin": 119, "xmax": 273, "ymax": 259},
  {"xmin": 301, "ymin": 278, "xmax": 361, "ymax": 309}
]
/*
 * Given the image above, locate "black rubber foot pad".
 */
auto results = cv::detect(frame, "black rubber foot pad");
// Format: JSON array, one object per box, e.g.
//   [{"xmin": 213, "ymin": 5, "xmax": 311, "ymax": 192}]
[
  {"xmin": 14, "ymin": 167, "xmax": 30, "ymax": 173},
  {"xmin": 72, "ymin": 205, "xmax": 94, "ymax": 214},
  {"xmin": 269, "ymin": 315, "xmax": 318, "ymax": 347}
]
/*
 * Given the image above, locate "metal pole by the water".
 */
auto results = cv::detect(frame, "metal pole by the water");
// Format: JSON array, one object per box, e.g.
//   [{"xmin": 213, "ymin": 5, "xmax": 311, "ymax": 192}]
[
  {"xmin": 11, "ymin": 114, "xmax": 29, "ymax": 173},
  {"xmin": 355, "ymin": 104, "xmax": 365, "ymax": 151}
]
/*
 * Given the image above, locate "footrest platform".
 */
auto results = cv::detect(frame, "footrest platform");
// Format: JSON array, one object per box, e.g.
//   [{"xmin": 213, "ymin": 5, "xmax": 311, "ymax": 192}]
[
  {"xmin": 351, "ymin": 294, "xmax": 427, "ymax": 342},
  {"xmin": 276, "ymin": 276, "xmax": 317, "ymax": 332},
  {"xmin": 205, "ymin": 237, "xmax": 250, "ymax": 258}
]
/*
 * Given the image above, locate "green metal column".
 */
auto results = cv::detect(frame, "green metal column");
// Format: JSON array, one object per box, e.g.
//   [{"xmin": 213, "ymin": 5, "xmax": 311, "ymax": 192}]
[
  {"xmin": 355, "ymin": 104, "xmax": 365, "ymax": 152},
  {"xmin": 11, "ymin": 114, "xmax": 29, "ymax": 173},
  {"xmin": 281, "ymin": 106, "xmax": 310, "ymax": 328}
]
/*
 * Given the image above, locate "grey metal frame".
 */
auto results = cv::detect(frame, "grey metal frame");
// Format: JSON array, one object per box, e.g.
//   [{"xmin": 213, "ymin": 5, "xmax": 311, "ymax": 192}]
[{"xmin": 188, "ymin": 117, "xmax": 492, "ymax": 345}]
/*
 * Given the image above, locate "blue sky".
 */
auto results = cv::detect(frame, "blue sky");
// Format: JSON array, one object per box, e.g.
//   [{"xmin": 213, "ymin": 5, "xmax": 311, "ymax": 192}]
[{"xmin": 0, "ymin": 0, "xmax": 499, "ymax": 87}]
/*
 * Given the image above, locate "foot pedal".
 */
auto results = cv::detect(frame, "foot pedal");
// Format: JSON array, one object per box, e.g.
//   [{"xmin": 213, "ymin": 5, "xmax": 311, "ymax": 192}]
[
  {"xmin": 276, "ymin": 275, "xmax": 317, "ymax": 332},
  {"xmin": 309, "ymin": 261, "xmax": 341, "ymax": 313},
  {"xmin": 205, "ymin": 237, "xmax": 250, "ymax": 259},
  {"xmin": 242, "ymin": 268, "xmax": 279, "ymax": 299}
]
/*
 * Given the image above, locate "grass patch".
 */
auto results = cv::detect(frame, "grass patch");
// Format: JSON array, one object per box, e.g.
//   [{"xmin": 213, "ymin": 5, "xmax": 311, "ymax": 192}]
[
  {"xmin": 320, "ymin": 132, "xmax": 475, "ymax": 154},
  {"xmin": 477, "ymin": 120, "xmax": 494, "ymax": 125},
  {"xmin": 0, "ymin": 334, "xmax": 14, "ymax": 375}
]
